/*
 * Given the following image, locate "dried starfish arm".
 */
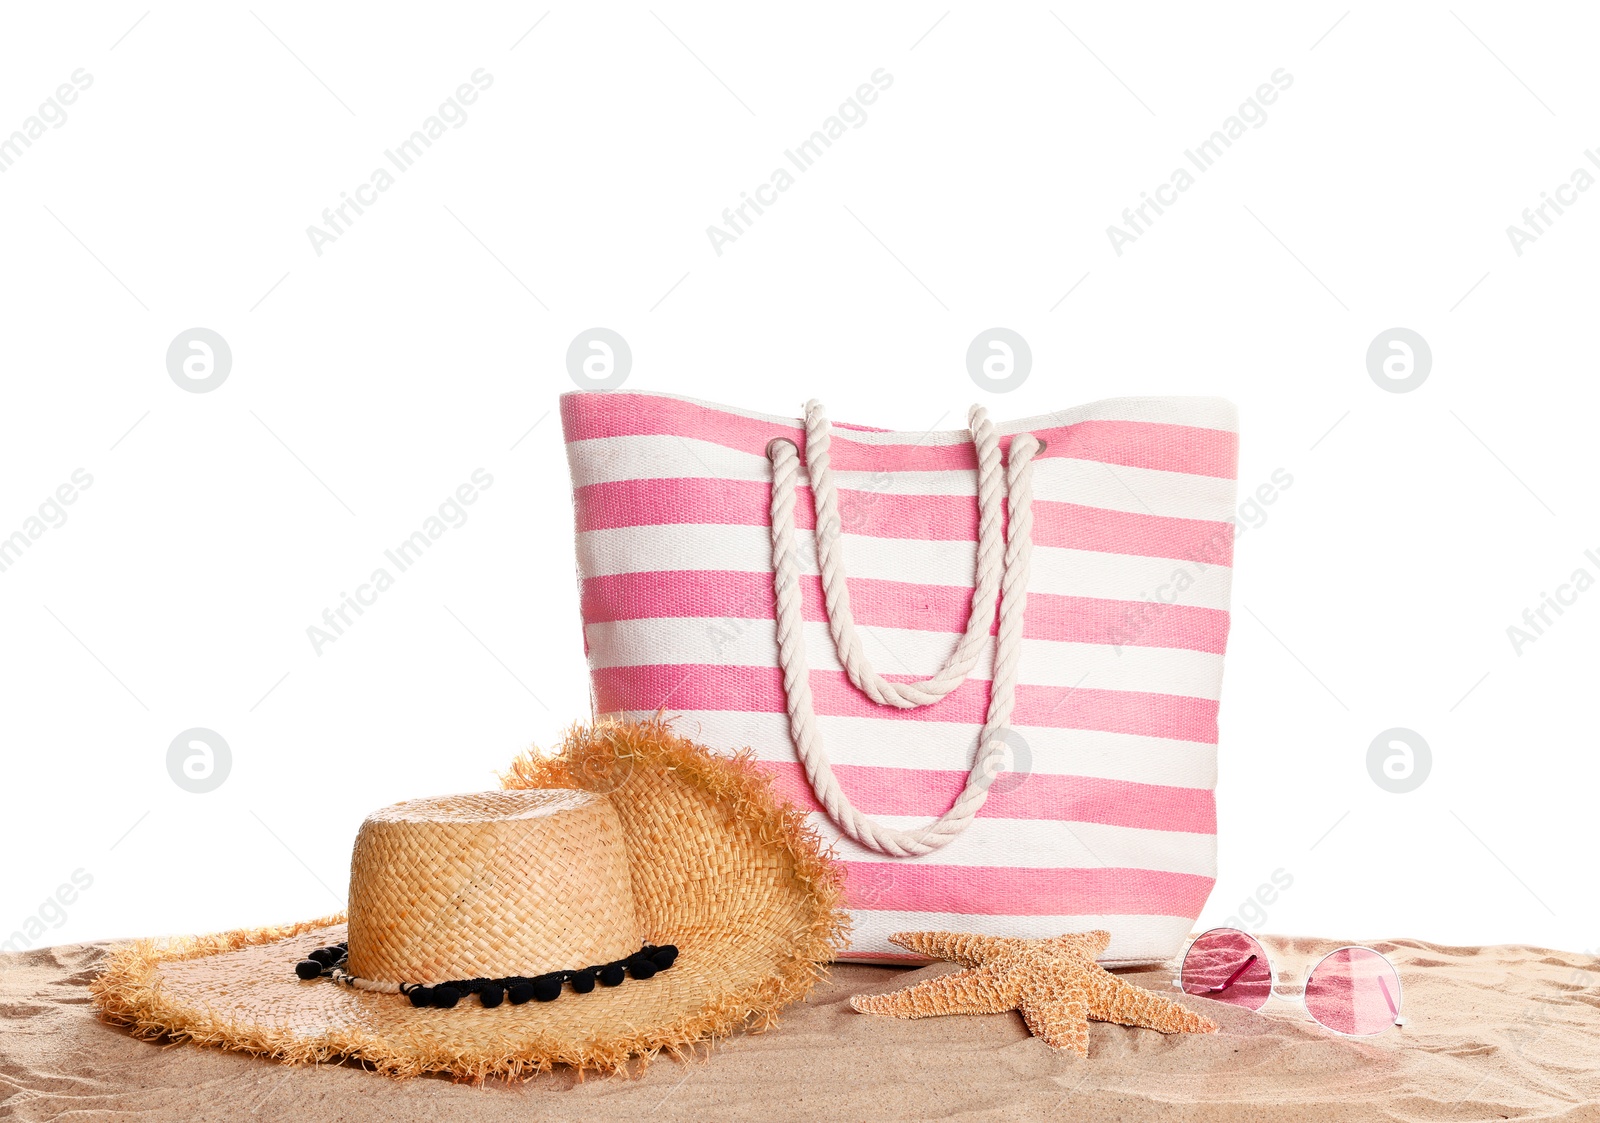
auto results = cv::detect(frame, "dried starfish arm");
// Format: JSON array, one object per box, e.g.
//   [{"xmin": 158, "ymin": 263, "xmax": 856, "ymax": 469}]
[
  {"xmin": 1046, "ymin": 930, "xmax": 1112, "ymax": 958},
  {"xmin": 1018, "ymin": 981, "xmax": 1092, "ymax": 1056},
  {"xmin": 888, "ymin": 930, "xmax": 1020, "ymax": 967},
  {"xmin": 1085, "ymin": 971, "xmax": 1218, "ymax": 1035},
  {"xmin": 849, "ymin": 964, "xmax": 1016, "ymax": 1019}
]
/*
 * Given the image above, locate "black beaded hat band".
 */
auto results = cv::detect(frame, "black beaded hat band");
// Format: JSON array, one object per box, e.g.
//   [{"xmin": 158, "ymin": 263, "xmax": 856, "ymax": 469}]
[{"xmin": 293, "ymin": 941, "xmax": 680, "ymax": 1009}]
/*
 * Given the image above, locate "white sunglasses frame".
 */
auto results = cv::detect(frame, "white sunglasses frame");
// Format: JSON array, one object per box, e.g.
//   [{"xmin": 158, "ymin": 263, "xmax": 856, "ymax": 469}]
[{"xmin": 1176, "ymin": 927, "xmax": 1406, "ymax": 1037}]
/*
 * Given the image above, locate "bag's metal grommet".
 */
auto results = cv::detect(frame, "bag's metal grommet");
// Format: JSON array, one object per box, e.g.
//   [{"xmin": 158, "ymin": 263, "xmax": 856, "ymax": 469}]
[{"xmin": 766, "ymin": 437, "xmax": 800, "ymax": 459}]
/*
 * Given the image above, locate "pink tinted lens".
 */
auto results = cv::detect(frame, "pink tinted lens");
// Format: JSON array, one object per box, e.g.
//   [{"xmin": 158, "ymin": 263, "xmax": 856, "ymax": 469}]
[
  {"xmin": 1181, "ymin": 928, "xmax": 1273, "ymax": 1011},
  {"xmin": 1304, "ymin": 947, "xmax": 1401, "ymax": 1036}
]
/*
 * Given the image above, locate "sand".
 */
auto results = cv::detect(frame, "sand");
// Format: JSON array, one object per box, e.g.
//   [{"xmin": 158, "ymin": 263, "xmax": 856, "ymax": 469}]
[{"xmin": 4, "ymin": 934, "xmax": 1600, "ymax": 1122}]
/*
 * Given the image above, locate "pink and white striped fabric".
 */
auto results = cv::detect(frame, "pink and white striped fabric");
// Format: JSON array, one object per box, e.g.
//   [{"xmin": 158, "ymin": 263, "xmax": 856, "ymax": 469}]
[{"xmin": 562, "ymin": 391, "xmax": 1238, "ymax": 965}]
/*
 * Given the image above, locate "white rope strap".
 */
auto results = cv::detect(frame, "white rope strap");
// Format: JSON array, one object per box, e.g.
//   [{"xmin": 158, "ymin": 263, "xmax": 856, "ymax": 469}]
[
  {"xmin": 800, "ymin": 400, "xmax": 1007, "ymax": 707},
  {"xmin": 766, "ymin": 403, "xmax": 1039, "ymax": 857}
]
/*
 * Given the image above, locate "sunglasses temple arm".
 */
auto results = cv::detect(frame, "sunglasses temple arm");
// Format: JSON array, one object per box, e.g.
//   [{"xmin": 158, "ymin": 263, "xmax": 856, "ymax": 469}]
[
  {"xmin": 1378, "ymin": 973, "xmax": 1399, "ymax": 1019},
  {"xmin": 1212, "ymin": 953, "xmax": 1259, "ymax": 992}
]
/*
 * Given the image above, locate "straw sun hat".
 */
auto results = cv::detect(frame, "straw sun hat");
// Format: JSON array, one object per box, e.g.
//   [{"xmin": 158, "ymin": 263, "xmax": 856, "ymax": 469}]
[{"xmin": 90, "ymin": 719, "xmax": 848, "ymax": 1079}]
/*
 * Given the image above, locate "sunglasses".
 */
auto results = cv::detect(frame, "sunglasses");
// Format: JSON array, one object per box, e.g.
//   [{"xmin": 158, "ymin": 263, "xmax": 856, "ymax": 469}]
[{"xmin": 1179, "ymin": 928, "xmax": 1405, "ymax": 1036}]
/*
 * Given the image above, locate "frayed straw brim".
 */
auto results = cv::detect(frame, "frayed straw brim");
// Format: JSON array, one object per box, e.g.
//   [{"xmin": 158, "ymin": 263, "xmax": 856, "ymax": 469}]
[{"xmin": 90, "ymin": 718, "xmax": 850, "ymax": 1081}]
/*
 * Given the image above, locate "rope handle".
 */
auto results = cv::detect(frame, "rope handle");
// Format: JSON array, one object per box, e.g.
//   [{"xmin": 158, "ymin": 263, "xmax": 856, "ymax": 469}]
[{"xmin": 766, "ymin": 400, "xmax": 1039, "ymax": 857}]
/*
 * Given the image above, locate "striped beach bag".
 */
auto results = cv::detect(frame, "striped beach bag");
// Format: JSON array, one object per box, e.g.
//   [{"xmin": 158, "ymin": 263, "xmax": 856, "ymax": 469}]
[{"xmin": 562, "ymin": 391, "xmax": 1238, "ymax": 964}]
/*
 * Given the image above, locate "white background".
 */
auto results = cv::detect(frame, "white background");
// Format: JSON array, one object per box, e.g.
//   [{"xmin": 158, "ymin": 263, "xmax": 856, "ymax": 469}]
[{"xmin": 2, "ymin": 2, "xmax": 1595, "ymax": 957}]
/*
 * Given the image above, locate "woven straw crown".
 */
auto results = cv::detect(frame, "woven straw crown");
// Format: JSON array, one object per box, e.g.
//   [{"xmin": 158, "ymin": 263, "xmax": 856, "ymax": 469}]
[{"xmin": 345, "ymin": 789, "xmax": 640, "ymax": 984}]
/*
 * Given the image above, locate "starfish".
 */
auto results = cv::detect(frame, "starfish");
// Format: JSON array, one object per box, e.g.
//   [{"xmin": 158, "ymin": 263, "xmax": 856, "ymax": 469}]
[{"xmin": 849, "ymin": 930, "xmax": 1217, "ymax": 1057}]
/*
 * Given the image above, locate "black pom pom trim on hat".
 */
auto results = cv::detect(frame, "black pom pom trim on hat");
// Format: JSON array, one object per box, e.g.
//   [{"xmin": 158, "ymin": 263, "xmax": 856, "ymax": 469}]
[
  {"xmin": 291, "ymin": 942, "xmax": 678, "ymax": 1008},
  {"xmin": 293, "ymin": 942, "xmax": 348, "ymax": 982}
]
